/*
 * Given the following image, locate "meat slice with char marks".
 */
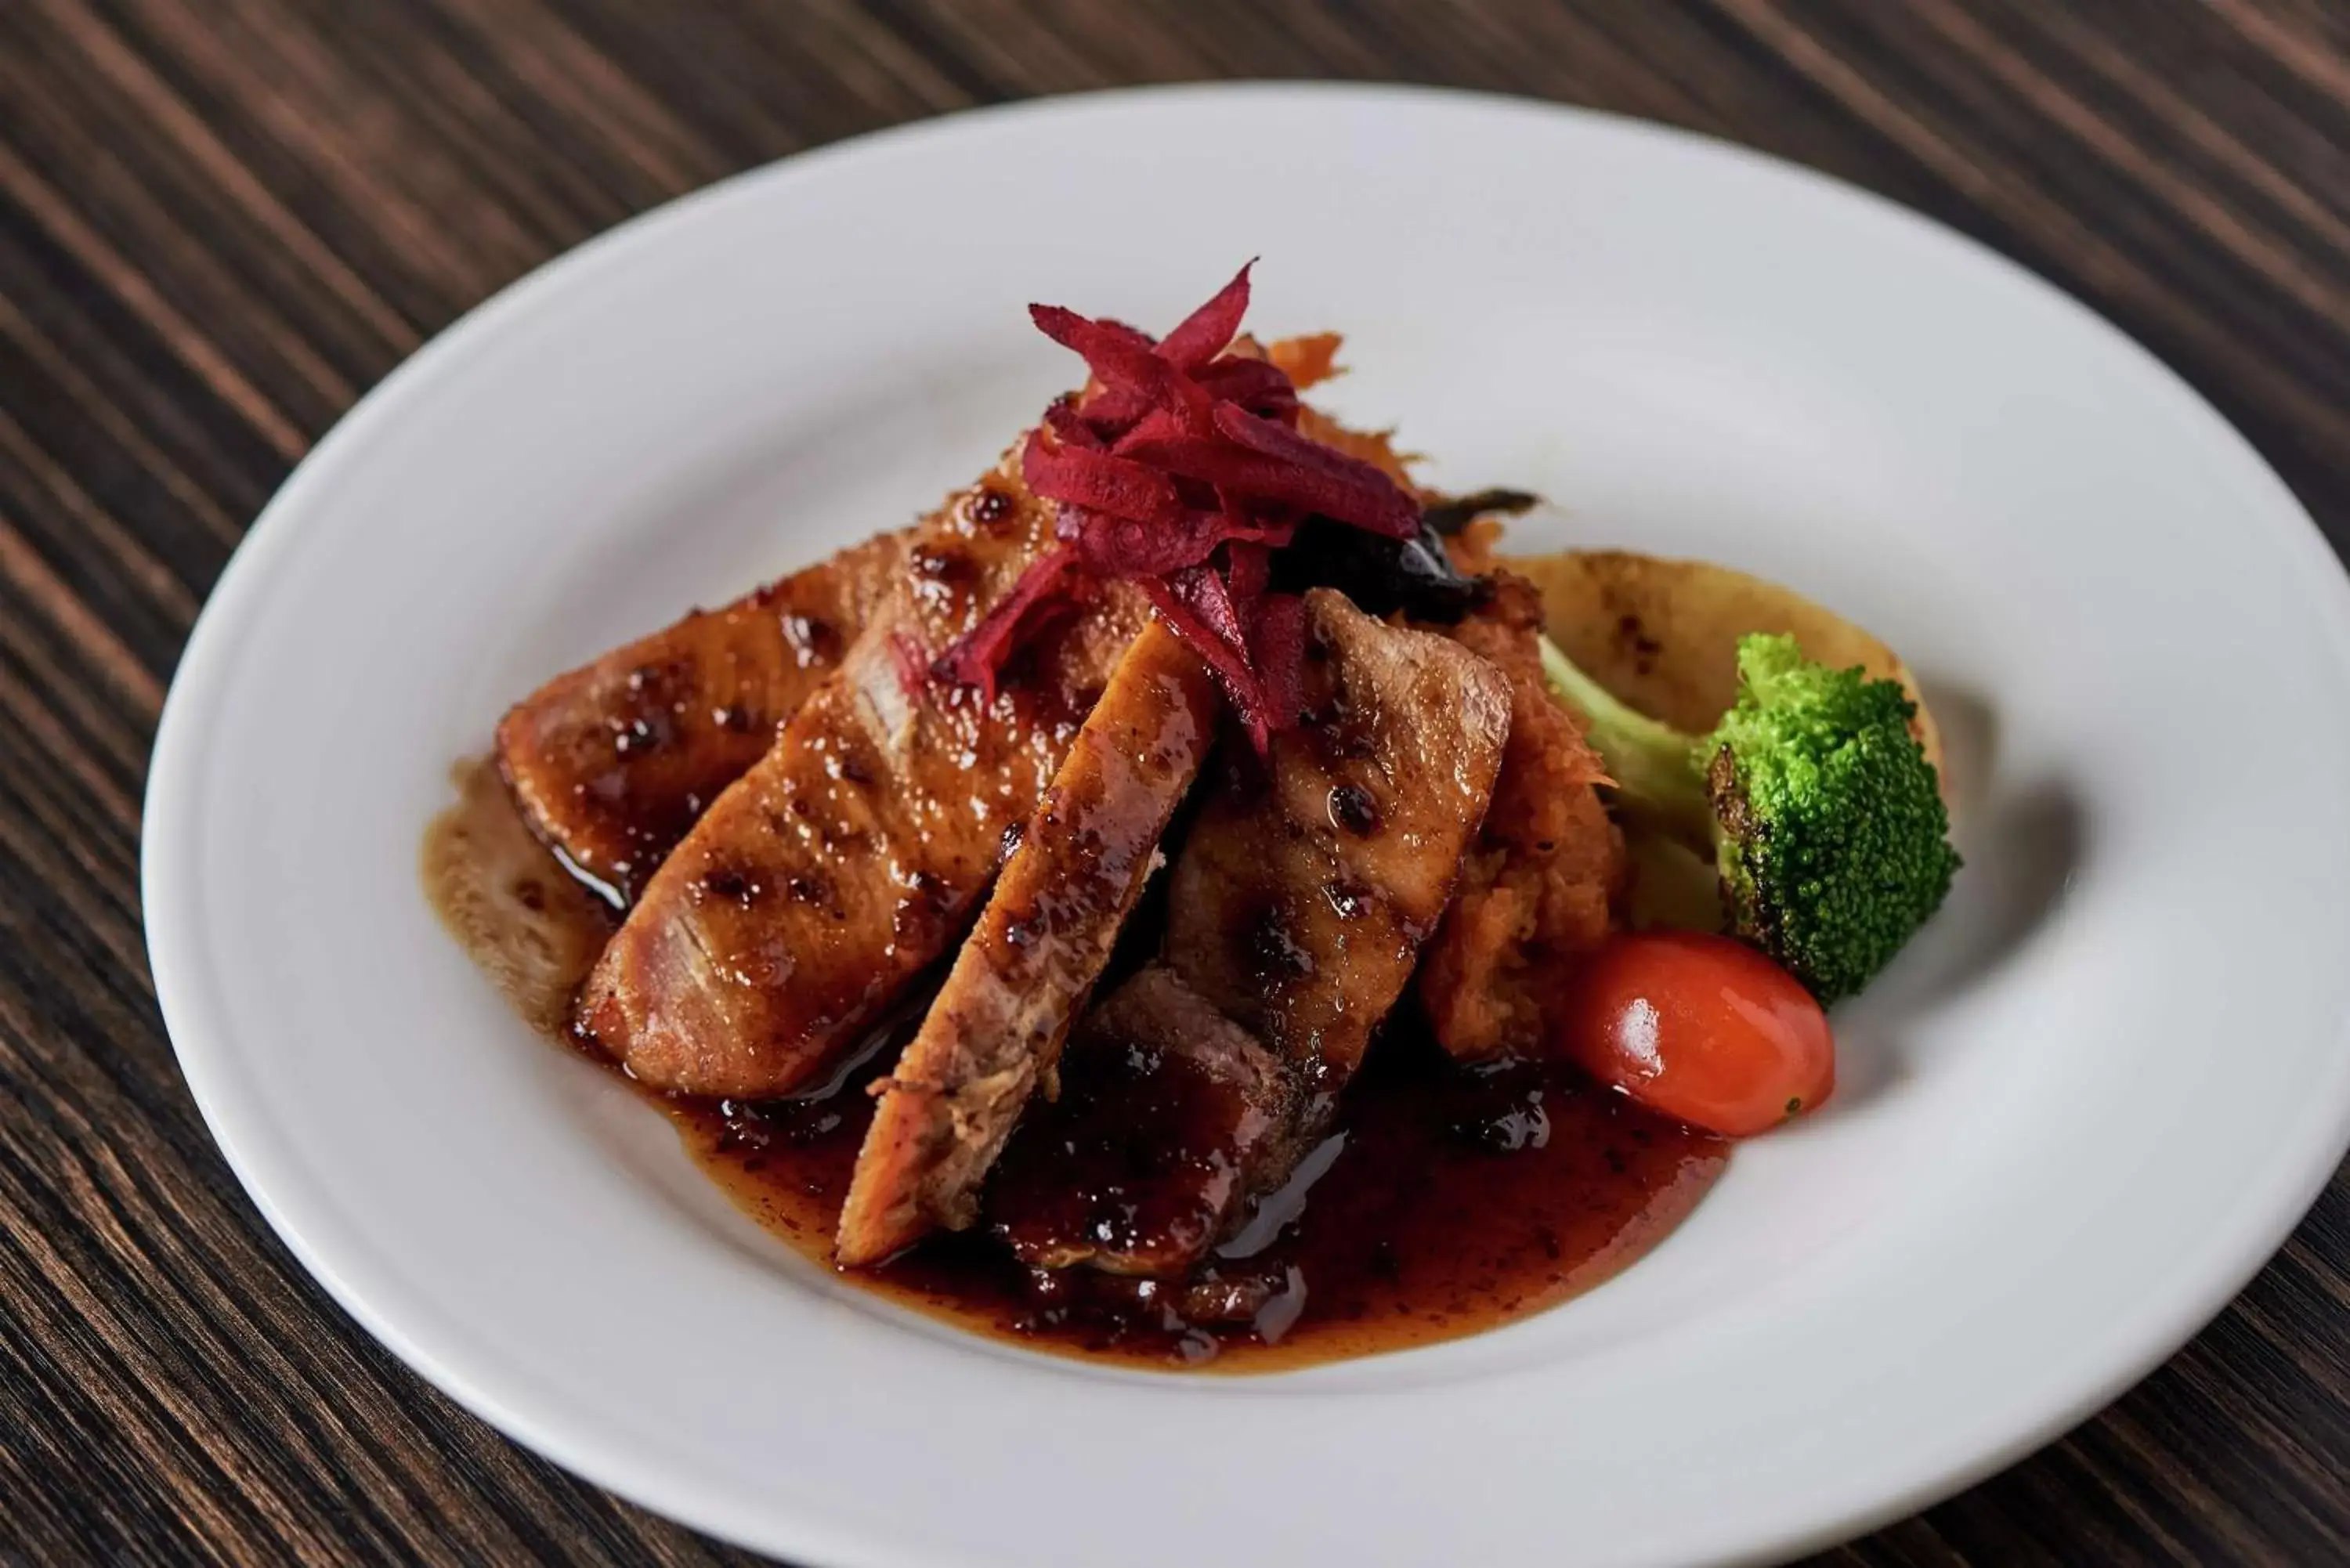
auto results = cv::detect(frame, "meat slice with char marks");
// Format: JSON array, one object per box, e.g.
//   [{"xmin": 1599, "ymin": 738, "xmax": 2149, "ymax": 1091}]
[
  {"xmin": 836, "ymin": 622, "xmax": 1220, "ymax": 1266},
  {"xmin": 992, "ymin": 589, "xmax": 1510, "ymax": 1277},
  {"xmin": 990, "ymin": 966, "xmax": 1292, "ymax": 1277},
  {"xmin": 574, "ymin": 443, "xmax": 1148, "ymax": 1099},
  {"xmin": 497, "ymin": 527, "xmax": 909, "ymax": 904},
  {"xmin": 494, "ymin": 333, "xmax": 1361, "ymax": 908}
]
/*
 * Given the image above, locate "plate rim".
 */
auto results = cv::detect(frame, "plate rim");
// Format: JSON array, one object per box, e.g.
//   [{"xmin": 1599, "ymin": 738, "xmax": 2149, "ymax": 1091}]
[{"xmin": 141, "ymin": 80, "xmax": 2350, "ymax": 1567}]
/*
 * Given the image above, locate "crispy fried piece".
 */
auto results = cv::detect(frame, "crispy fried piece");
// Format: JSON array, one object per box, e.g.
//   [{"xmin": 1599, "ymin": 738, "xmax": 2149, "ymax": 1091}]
[
  {"xmin": 1265, "ymin": 332, "xmax": 1343, "ymax": 391},
  {"xmin": 495, "ymin": 529, "xmax": 909, "ymax": 903},
  {"xmin": 837, "ymin": 623, "xmax": 1220, "ymax": 1266},
  {"xmin": 1417, "ymin": 573, "xmax": 1625, "ymax": 1060},
  {"xmin": 1263, "ymin": 333, "xmax": 1419, "ymax": 488},
  {"xmin": 993, "ymin": 591, "xmax": 1510, "ymax": 1276},
  {"xmin": 574, "ymin": 442, "xmax": 1148, "ymax": 1099}
]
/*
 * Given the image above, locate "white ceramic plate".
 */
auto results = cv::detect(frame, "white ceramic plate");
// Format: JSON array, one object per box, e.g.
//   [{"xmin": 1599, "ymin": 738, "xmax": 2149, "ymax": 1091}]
[{"xmin": 144, "ymin": 85, "xmax": 2350, "ymax": 1567}]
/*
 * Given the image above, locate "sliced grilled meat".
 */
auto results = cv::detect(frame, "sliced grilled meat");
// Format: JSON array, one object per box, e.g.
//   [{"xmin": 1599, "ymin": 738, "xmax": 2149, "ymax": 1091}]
[
  {"xmin": 496, "ymin": 527, "xmax": 909, "ymax": 903},
  {"xmin": 837, "ymin": 623, "xmax": 1220, "ymax": 1266},
  {"xmin": 1162, "ymin": 589, "xmax": 1513, "ymax": 1084},
  {"xmin": 991, "ymin": 966, "xmax": 1292, "ymax": 1276},
  {"xmin": 574, "ymin": 444, "xmax": 1148, "ymax": 1099},
  {"xmin": 993, "ymin": 590, "xmax": 1510, "ymax": 1276}
]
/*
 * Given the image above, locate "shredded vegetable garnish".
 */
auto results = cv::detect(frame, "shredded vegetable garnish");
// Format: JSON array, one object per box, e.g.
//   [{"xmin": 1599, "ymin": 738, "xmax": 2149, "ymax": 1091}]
[{"xmin": 931, "ymin": 263, "xmax": 1421, "ymax": 747}]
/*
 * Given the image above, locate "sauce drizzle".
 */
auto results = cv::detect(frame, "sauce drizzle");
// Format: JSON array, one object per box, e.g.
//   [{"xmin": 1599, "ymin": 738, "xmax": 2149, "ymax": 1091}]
[{"xmin": 424, "ymin": 757, "xmax": 1727, "ymax": 1371}]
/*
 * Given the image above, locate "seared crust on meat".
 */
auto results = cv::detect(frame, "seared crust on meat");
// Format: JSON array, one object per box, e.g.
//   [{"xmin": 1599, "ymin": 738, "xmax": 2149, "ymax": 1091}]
[
  {"xmin": 992, "ymin": 966, "xmax": 1292, "ymax": 1276},
  {"xmin": 837, "ymin": 623, "xmax": 1220, "ymax": 1266},
  {"xmin": 992, "ymin": 591, "xmax": 1511, "ymax": 1276},
  {"xmin": 1162, "ymin": 591, "xmax": 1510, "ymax": 1080},
  {"xmin": 1417, "ymin": 573, "xmax": 1624, "ymax": 1059},
  {"xmin": 573, "ymin": 443, "xmax": 1148, "ymax": 1099},
  {"xmin": 496, "ymin": 529, "xmax": 909, "ymax": 903}
]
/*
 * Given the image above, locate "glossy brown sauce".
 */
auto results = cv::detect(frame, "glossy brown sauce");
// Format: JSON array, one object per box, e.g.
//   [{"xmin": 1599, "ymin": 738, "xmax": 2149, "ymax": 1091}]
[{"xmin": 425, "ymin": 757, "xmax": 1728, "ymax": 1373}]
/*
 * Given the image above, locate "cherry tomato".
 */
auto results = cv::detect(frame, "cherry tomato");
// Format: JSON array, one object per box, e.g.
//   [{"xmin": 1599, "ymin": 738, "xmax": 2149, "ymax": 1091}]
[{"xmin": 1555, "ymin": 931, "xmax": 1833, "ymax": 1137}]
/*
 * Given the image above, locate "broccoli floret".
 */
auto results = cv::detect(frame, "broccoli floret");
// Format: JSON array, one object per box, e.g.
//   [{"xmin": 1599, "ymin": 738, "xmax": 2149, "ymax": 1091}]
[{"xmin": 1539, "ymin": 631, "xmax": 1958, "ymax": 1003}]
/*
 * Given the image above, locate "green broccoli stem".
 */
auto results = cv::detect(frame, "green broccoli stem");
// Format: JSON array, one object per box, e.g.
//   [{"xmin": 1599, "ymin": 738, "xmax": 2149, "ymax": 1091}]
[{"xmin": 1536, "ymin": 634, "xmax": 1715, "ymax": 847}]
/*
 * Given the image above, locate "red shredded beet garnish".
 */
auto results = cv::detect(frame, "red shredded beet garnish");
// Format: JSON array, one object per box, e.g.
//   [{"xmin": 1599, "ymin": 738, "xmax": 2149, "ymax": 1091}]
[
  {"xmin": 888, "ymin": 631, "xmax": 932, "ymax": 700},
  {"xmin": 1033, "ymin": 305, "xmax": 1213, "ymax": 437},
  {"xmin": 1059, "ymin": 500, "xmax": 1300, "ymax": 579},
  {"xmin": 1042, "ymin": 396, "xmax": 1106, "ymax": 450},
  {"xmin": 1144, "ymin": 569, "xmax": 1273, "ymax": 752},
  {"xmin": 928, "ymin": 542, "xmax": 1080, "ymax": 706},
  {"xmin": 1191, "ymin": 356, "xmax": 1300, "ymax": 425},
  {"xmin": 1072, "ymin": 383, "xmax": 1150, "ymax": 435},
  {"xmin": 1115, "ymin": 434, "xmax": 1417, "ymax": 539},
  {"xmin": 1021, "ymin": 428, "xmax": 1184, "ymax": 524},
  {"xmin": 1246, "ymin": 591, "xmax": 1310, "ymax": 732},
  {"xmin": 1224, "ymin": 537, "xmax": 1273, "ymax": 602},
  {"xmin": 1108, "ymin": 402, "xmax": 1192, "ymax": 454},
  {"xmin": 1061, "ymin": 509, "xmax": 1210, "ymax": 576},
  {"xmin": 1154, "ymin": 261, "xmax": 1254, "ymax": 371},
  {"xmin": 1170, "ymin": 561, "xmax": 1249, "ymax": 655},
  {"xmin": 1209, "ymin": 403, "xmax": 1419, "ymax": 537},
  {"xmin": 932, "ymin": 266, "xmax": 1422, "ymax": 749},
  {"xmin": 1029, "ymin": 309, "xmax": 1156, "ymax": 360}
]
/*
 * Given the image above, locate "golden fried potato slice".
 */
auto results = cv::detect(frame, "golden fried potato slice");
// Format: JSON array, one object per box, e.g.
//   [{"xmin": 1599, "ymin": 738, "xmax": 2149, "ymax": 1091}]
[
  {"xmin": 1502, "ymin": 549, "xmax": 1946, "ymax": 792},
  {"xmin": 1504, "ymin": 548, "xmax": 1951, "ymax": 936}
]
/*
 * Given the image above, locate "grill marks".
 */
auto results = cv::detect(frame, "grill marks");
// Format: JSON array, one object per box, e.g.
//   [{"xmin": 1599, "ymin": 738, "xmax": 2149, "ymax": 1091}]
[
  {"xmin": 990, "ymin": 591, "xmax": 1511, "ymax": 1278},
  {"xmin": 572, "ymin": 442, "xmax": 1148, "ymax": 1099},
  {"xmin": 495, "ymin": 526, "xmax": 910, "ymax": 903},
  {"xmin": 837, "ymin": 622, "xmax": 1222, "ymax": 1266}
]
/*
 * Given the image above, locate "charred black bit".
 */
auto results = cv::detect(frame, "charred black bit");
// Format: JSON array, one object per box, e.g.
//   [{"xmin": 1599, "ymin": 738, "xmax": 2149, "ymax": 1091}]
[
  {"xmin": 968, "ymin": 486, "xmax": 1016, "ymax": 528},
  {"xmin": 909, "ymin": 544, "xmax": 970, "ymax": 582},
  {"xmin": 1270, "ymin": 511, "xmax": 1490, "ymax": 623},
  {"xmin": 778, "ymin": 612, "xmax": 836, "ymax": 667},
  {"xmin": 1244, "ymin": 905, "xmax": 1314, "ymax": 982},
  {"xmin": 1326, "ymin": 783, "xmax": 1380, "ymax": 836},
  {"xmin": 699, "ymin": 865, "xmax": 761, "ymax": 905},
  {"xmin": 1419, "ymin": 487, "xmax": 1540, "ymax": 537},
  {"xmin": 1323, "ymin": 879, "xmax": 1370, "ymax": 919},
  {"xmin": 905, "ymin": 867, "xmax": 951, "ymax": 914}
]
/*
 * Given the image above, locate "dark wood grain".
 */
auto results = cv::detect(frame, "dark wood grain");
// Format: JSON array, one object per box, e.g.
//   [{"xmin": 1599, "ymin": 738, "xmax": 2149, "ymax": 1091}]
[{"xmin": 2, "ymin": 1, "xmax": 2346, "ymax": 1561}]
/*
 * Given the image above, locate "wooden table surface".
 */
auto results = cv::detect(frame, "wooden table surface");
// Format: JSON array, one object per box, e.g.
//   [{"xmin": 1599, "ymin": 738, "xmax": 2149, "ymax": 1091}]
[{"xmin": 4, "ymin": 2, "xmax": 2348, "ymax": 1562}]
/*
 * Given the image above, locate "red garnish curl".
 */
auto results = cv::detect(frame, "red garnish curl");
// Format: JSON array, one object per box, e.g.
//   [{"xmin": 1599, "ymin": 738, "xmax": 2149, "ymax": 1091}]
[
  {"xmin": 1209, "ymin": 403, "xmax": 1419, "ymax": 537},
  {"xmin": 928, "ymin": 542, "xmax": 1080, "ymax": 706},
  {"xmin": 1154, "ymin": 262, "xmax": 1256, "ymax": 371},
  {"xmin": 1191, "ymin": 356, "xmax": 1300, "ymax": 424},
  {"xmin": 1245, "ymin": 590, "xmax": 1309, "ymax": 732},
  {"xmin": 936, "ymin": 263, "xmax": 1420, "ymax": 747},
  {"xmin": 1117, "ymin": 429, "xmax": 1416, "ymax": 539},
  {"xmin": 1020, "ymin": 428, "xmax": 1182, "ymax": 525},
  {"xmin": 1142, "ymin": 565, "xmax": 1269, "ymax": 750}
]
